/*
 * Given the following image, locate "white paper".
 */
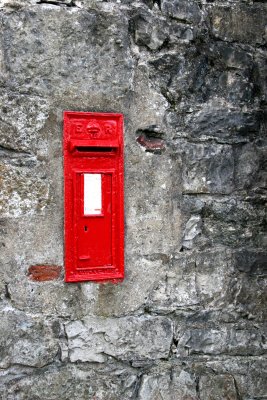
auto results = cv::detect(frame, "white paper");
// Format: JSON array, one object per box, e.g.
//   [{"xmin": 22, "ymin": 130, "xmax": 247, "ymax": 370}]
[{"xmin": 84, "ymin": 174, "xmax": 102, "ymax": 215}]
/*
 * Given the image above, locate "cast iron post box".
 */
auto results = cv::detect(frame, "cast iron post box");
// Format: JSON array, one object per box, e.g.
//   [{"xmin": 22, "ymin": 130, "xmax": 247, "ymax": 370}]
[{"xmin": 63, "ymin": 111, "xmax": 124, "ymax": 282}]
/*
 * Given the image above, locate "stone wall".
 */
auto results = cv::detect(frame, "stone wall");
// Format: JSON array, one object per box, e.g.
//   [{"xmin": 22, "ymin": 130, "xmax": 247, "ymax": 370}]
[{"xmin": 0, "ymin": 0, "xmax": 266, "ymax": 399}]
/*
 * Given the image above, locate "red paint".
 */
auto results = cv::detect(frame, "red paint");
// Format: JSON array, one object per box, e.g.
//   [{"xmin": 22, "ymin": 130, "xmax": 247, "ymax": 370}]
[
  {"xmin": 64, "ymin": 111, "xmax": 124, "ymax": 283},
  {"xmin": 136, "ymin": 134, "xmax": 165, "ymax": 151},
  {"xmin": 28, "ymin": 265, "xmax": 62, "ymax": 281}
]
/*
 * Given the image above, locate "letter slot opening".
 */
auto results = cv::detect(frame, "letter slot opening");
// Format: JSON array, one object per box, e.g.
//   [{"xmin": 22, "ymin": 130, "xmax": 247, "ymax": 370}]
[{"xmin": 76, "ymin": 146, "xmax": 115, "ymax": 152}]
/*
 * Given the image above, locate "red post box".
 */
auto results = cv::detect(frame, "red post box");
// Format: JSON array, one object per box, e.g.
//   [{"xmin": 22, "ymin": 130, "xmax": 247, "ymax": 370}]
[{"xmin": 63, "ymin": 111, "xmax": 124, "ymax": 282}]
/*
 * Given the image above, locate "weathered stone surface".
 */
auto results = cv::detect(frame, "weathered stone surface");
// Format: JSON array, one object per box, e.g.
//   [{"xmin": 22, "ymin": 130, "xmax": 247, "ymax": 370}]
[
  {"xmin": 1, "ymin": 5, "xmax": 133, "ymax": 102},
  {"xmin": 182, "ymin": 105, "xmax": 260, "ymax": 143},
  {"xmin": 212, "ymin": 42, "xmax": 254, "ymax": 71},
  {"xmin": 210, "ymin": 4, "xmax": 267, "ymax": 45},
  {"xmin": 125, "ymin": 151, "xmax": 182, "ymax": 256},
  {"xmin": 168, "ymin": 20, "xmax": 196, "ymax": 44},
  {"xmin": 130, "ymin": 8, "xmax": 168, "ymax": 51},
  {"xmin": 178, "ymin": 141, "xmax": 234, "ymax": 194},
  {"xmin": 0, "ymin": 0, "xmax": 38, "ymax": 10},
  {"xmin": 176, "ymin": 324, "xmax": 267, "ymax": 356},
  {"xmin": 7, "ymin": 277, "xmax": 98, "ymax": 318},
  {"xmin": 129, "ymin": 62, "xmax": 168, "ymax": 133},
  {"xmin": 234, "ymin": 274, "xmax": 267, "ymax": 322},
  {"xmin": 148, "ymin": 248, "xmax": 235, "ymax": 313},
  {"xmin": 0, "ymin": 364, "xmax": 138, "ymax": 400},
  {"xmin": 196, "ymin": 358, "xmax": 267, "ymax": 399},
  {"xmin": 199, "ymin": 375, "xmax": 238, "ymax": 400},
  {"xmin": 138, "ymin": 369, "xmax": 198, "ymax": 400},
  {"xmin": 0, "ymin": 215, "xmax": 63, "ymax": 284},
  {"xmin": 0, "ymin": 160, "xmax": 50, "ymax": 218},
  {"xmin": 95, "ymin": 256, "xmax": 167, "ymax": 317},
  {"xmin": 0, "ymin": 309, "xmax": 59, "ymax": 368},
  {"xmin": 0, "ymin": 92, "xmax": 49, "ymax": 152},
  {"xmin": 255, "ymin": 49, "xmax": 267, "ymax": 104},
  {"xmin": 182, "ymin": 214, "xmax": 202, "ymax": 249},
  {"xmin": 234, "ymin": 143, "xmax": 260, "ymax": 190},
  {"xmin": 148, "ymin": 254, "xmax": 199, "ymax": 312},
  {"xmin": 148, "ymin": 51, "xmax": 208, "ymax": 104},
  {"xmin": 195, "ymin": 247, "xmax": 235, "ymax": 308},
  {"xmin": 218, "ymin": 71, "xmax": 254, "ymax": 106},
  {"xmin": 201, "ymin": 198, "xmax": 266, "ymax": 248},
  {"xmin": 65, "ymin": 316, "xmax": 173, "ymax": 363},
  {"xmin": 235, "ymin": 249, "xmax": 267, "ymax": 276},
  {"xmin": 162, "ymin": 0, "xmax": 202, "ymax": 25}
]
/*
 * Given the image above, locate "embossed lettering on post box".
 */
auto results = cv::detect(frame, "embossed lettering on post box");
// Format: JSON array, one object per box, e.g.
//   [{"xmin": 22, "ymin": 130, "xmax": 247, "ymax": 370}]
[{"xmin": 63, "ymin": 112, "xmax": 124, "ymax": 282}]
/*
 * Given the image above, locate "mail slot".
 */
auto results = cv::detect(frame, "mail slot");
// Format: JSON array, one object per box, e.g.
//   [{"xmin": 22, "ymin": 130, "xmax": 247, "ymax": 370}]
[{"xmin": 63, "ymin": 111, "xmax": 124, "ymax": 282}]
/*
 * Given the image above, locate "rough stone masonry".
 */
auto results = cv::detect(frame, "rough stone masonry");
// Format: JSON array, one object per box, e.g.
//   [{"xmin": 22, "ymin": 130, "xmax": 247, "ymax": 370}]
[{"xmin": 0, "ymin": 0, "xmax": 266, "ymax": 399}]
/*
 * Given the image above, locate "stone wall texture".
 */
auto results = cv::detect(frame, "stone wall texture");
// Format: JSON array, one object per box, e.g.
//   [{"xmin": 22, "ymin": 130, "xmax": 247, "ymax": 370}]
[{"xmin": 0, "ymin": 0, "xmax": 266, "ymax": 399}]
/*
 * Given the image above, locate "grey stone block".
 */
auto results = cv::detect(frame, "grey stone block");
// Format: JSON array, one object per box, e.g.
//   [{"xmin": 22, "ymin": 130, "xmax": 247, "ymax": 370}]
[
  {"xmin": 65, "ymin": 316, "xmax": 173, "ymax": 362},
  {"xmin": 199, "ymin": 375, "xmax": 238, "ymax": 400},
  {"xmin": 210, "ymin": 4, "xmax": 267, "ymax": 45},
  {"xmin": 176, "ymin": 325, "xmax": 267, "ymax": 356},
  {"xmin": 0, "ymin": 309, "xmax": 59, "ymax": 368},
  {"xmin": 138, "ymin": 369, "xmax": 197, "ymax": 400},
  {"xmin": 0, "ymin": 364, "xmax": 138, "ymax": 400},
  {"xmin": 162, "ymin": 0, "xmax": 202, "ymax": 25},
  {"xmin": 179, "ymin": 142, "xmax": 234, "ymax": 194},
  {"xmin": 130, "ymin": 8, "xmax": 168, "ymax": 51}
]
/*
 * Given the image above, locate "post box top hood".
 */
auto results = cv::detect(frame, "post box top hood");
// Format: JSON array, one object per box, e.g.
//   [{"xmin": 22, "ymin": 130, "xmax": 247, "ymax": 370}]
[{"xmin": 64, "ymin": 112, "xmax": 123, "ymax": 152}]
